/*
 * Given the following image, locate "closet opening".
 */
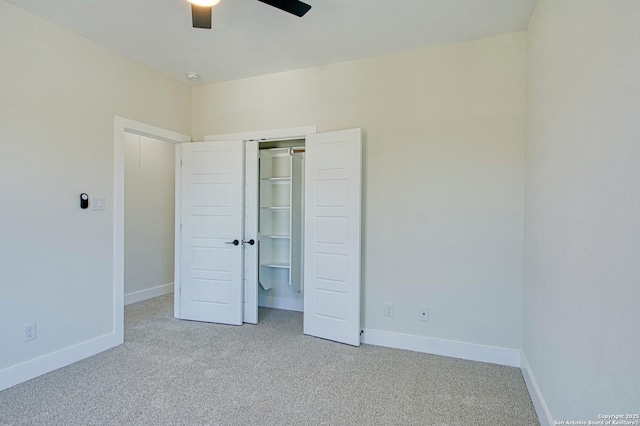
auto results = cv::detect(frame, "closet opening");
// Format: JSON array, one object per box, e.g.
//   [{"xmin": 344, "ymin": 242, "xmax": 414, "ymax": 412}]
[{"xmin": 256, "ymin": 139, "xmax": 306, "ymax": 313}]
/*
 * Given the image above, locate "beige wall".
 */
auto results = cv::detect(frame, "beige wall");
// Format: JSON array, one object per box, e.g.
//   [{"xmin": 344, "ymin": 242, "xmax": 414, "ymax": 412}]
[
  {"xmin": 3, "ymin": 0, "xmax": 637, "ymax": 415},
  {"xmin": 192, "ymin": 32, "xmax": 527, "ymax": 350},
  {"xmin": 0, "ymin": 1, "xmax": 190, "ymax": 372},
  {"xmin": 124, "ymin": 133, "xmax": 175, "ymax": 297},
  {"xmin": 525, "ymin": 0, "xmax": 640, "ymax": 420}
]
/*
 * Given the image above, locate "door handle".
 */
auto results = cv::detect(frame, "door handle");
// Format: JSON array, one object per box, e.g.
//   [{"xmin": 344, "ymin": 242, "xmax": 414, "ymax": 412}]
[
  {"xmin": 225, "ymin": 239, "xmax": 240, "ymax": 246},
  {"xmin": 242, "ymin": 239, "xmax": 255, "ymax": 246}
]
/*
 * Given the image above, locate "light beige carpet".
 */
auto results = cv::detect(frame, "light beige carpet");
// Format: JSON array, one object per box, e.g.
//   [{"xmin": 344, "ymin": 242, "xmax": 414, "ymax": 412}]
[{"xmin": 0, "ymin": 295, "xmax": 539, "ymax": 425}]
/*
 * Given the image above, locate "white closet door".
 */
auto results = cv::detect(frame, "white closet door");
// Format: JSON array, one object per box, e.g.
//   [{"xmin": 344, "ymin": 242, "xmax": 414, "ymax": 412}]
[
  {"xmin": 243, "ymin": 140, "xmax": 259, "ymax": 324},
  {"xmin": 304, "ymin": 128, "xmax": 362, "ymax": 346},
  {"xmin": 179, "ymin": 141, "xmax": 244, "ymax": 325}
]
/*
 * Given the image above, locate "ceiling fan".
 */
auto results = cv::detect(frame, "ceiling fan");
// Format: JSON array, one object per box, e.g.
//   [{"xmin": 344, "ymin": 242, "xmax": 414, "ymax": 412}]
[{"xmin": 188, "ymin": 0, "xmax": 312, "ymax": 29}]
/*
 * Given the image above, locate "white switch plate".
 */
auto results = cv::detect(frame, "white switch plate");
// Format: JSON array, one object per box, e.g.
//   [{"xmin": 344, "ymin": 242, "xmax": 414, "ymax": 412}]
[
  {"xmin": 90, "ymin": 196, "xmax": 105, "ymax": 211},
  {"xmin": 384, "ymin": 303, "xmax": 394, "ymax": 317}
]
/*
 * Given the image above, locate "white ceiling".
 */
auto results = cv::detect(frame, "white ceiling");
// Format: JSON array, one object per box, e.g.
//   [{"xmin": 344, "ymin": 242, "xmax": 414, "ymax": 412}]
[{"xmin": 6, "ymin": 0, "xmax": 536, "ymax": 85}]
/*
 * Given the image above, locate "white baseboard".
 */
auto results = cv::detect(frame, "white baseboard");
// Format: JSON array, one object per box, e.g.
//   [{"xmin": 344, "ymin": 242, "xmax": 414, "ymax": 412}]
[
  {"xmin": 124, "ymin": 282, "xmax": 174, "ymax": 305},
  {"xmin": 361, "ymin": 328, "xmax": 521, "ymax": 367},
  {"xmin": 0, "ymin": 332, "xmax": 121, "ymax": 391},
  {"xmin": 520, "ymin": 353, "xmax": 554, "ymax": 426},
  {"xmin": 258, "ymin": 295, "xmax": 303, "ymax": 312}
]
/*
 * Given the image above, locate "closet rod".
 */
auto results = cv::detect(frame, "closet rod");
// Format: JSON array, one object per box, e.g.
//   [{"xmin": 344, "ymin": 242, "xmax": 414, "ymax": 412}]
[{"xmin": 253, "ymin": 136, "xmax": 305, "ymax": 143}]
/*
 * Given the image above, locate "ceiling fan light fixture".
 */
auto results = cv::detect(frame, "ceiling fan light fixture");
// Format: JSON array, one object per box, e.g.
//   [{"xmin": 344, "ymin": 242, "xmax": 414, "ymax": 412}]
[
  {"xmin": 188, "ymin": 0, "xmax": 220, "ymax": 7},
  {"xmin": 188, "ymin": 0, "xmax": 311, "ymax": 30}
]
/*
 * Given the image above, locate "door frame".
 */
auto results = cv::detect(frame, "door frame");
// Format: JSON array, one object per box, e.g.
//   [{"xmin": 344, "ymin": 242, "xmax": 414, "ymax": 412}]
[
  {"xmin": 204, "ymin": 126, "xmax": 317, "ymax": 143},
  {"xmin": 113, "ymin": 116, "xmax": 190, "ymax": 343}
]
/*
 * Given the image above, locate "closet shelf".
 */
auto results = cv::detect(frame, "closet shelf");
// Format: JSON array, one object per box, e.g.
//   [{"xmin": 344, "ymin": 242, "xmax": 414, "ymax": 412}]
[
  {"xmin": 260, "ymin": 261, "xmax": 290, "ymax": 269},
  {"xmin": 258, "ymin": 146, "xmax": 301, "ymax": 291}
]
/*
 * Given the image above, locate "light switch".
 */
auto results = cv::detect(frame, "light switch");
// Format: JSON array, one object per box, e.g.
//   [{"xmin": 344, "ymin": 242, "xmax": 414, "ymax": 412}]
[{"xmin": 90, "ymin": 196, "xmax": 106, "ymax": 211}]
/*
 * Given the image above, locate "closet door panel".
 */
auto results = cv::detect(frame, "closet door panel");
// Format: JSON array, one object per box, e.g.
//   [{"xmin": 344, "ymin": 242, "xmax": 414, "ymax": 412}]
[
  {"xmin": 178, "ymin": 141, "xmax": 244, "ymax": 326},
  {"xmin": 243, "ymin": 140, "xmax": 259, "ymax": 324},
  {"xmin": 304, "ymin": 128, "xmax": 362, "ymax": 346}
]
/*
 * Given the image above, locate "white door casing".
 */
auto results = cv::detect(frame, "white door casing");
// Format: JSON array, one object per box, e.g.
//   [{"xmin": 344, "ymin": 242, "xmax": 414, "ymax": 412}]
[
  {"xmin": 303, "ymin": 128, "xmax": 362, "ymax": 346},
  {"xmin": 178, "ymin": 141, "xmax": 244, "ymax": 325}
]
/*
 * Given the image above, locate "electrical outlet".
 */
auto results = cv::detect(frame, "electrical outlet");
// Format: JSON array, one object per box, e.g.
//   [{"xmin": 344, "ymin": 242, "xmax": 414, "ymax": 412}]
[
  {"xmin": 419, "ymin": 307, "xmax": 429, "ymax": 322},
  {"xmin": 24, "ymin": 323, "xmax": 37, "ymax": 342},
  {"xmin": 384, "ymin": 303, "xmax": 394, "ymax": 317}
]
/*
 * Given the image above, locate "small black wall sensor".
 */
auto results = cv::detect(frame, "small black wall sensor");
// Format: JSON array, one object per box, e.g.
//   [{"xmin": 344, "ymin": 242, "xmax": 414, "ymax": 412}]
[{"xmin": 80, "ymin": 193, "xmax": 89, "ymax": 209}]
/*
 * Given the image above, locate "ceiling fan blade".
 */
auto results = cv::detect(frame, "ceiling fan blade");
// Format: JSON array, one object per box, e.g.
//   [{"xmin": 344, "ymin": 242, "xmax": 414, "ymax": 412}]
[
  {"xmin": 257, "ymin": 0, "xmax": 311, "ymax": 17},
  {"xmin": 191, "ymin": 4, "xmax": 212, "ymax": 29}
]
